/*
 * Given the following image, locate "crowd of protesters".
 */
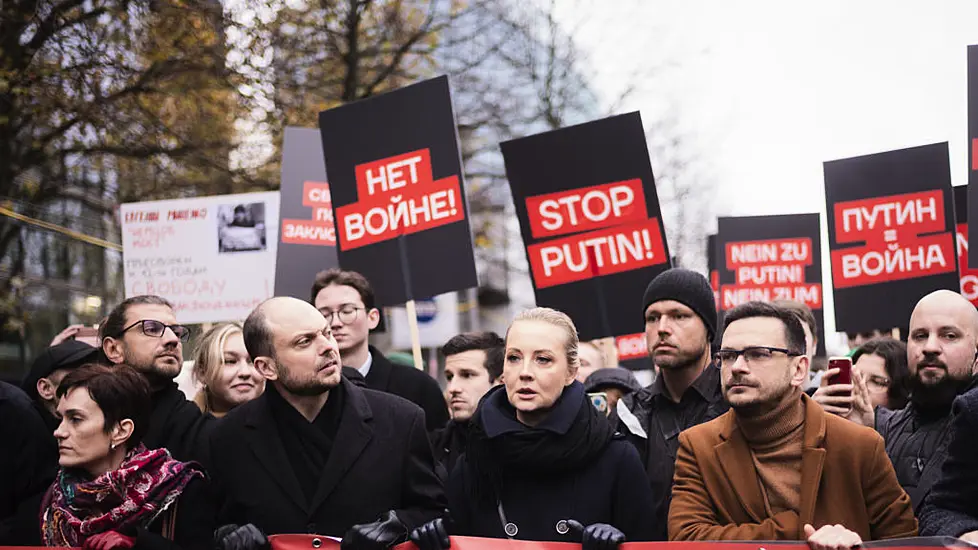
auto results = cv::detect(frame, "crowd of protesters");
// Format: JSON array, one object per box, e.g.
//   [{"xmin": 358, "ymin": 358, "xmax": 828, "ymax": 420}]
[{"xmin": 2, "ymin": 266, "xmax": 978, "ymax": 550}]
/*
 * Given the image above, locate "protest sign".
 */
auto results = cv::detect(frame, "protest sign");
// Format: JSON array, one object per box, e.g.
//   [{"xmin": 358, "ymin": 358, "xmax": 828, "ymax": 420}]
[
  {"xmin": 389, "ymin": 292, "xmax": 460, "ymax": 349},
  {"xmin": 953, "ymin": 186, "xmax": 978, "ymax": 306},
  {"xmin": 717, "ymin": 214, "xmax": 824, "ymax": 354},
  {"xmin": 120, "ymin": 192, "xmax": 279, "ymax": 323},
  {"xmin": 824, "ymin": 143, "xmax": 958, "ymax": 333},
  {"xmin": 274, "ymin": 127, "xmax": 339, "ymax": 300},
  {"xmin": 501, "ymin": 112, "xmax": 671, "ymax": 341},
  {"xmin": 318, "ymin": 76, "xmax": 477, "ymax": 308},
  {"xmin": 969, "ymin": 45, "xmax": 978, "ymax": 265},
  {"xmin": 707, "ymin": 234, "xmax": 719, "ymax": 307}
]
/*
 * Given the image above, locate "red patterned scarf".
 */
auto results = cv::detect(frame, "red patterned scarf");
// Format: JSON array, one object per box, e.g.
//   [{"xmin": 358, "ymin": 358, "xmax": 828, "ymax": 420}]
[{"xmin": 40, "ymin": 444, "xmax": 204, "ymax": 546}]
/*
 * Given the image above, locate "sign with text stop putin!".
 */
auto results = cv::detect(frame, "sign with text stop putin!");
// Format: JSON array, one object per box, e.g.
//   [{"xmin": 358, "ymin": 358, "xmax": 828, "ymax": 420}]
[
  {"xmin": 824, "ymin": 143, "xmax": 959, "ymax": 334},
  {"xmin": 501, "ymin": 112, "xmax": 671, "ymax": 341},
  {"xmin": 318, "ymin": 76, "xmax": 477, "ymax": 307}
]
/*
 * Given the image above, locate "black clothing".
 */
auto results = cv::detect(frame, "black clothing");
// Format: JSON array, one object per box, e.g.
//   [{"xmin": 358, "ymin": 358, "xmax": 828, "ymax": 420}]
[
  {"xmin": 919, "ymin": 386, "xmax": 978, "ymax": 536},
  {"xmin": 429, "ymin": 420, "xmax": 468, "ymax": 481},
  {"xmin": 21, "ymin": 340, "xmax": 100, "ymax": 434},
  {"xmin": 447, "ymin": 382, "xmax": 657, "ymax": 543},
  {"xmin": 145, "ymin": 382, "xmax": 217, "ymax": 466},
  {"xmin": 364, "ymin": 346, "xmax": 448, "ymax": 431},
  {"xmin": 132, "ymin": 477, "xmax": 216, "ymax": 550},
  {"xmin": 0, "ymin": 381, "xmax": 58, "ymax": 545},
  {"xmin": 209, "ymin": 377, "xmax": 446, "ymax": 538},
  {"xmin": 876, "ymin": 402, "xmax": 955, "ymax": 511},
  {"xmin": 266, "ymin": 383, "xmax": 345, "ymax": 502},
  {"xmin": 616, "ymin": 363, "xmax": 729, "ymax": 541}
]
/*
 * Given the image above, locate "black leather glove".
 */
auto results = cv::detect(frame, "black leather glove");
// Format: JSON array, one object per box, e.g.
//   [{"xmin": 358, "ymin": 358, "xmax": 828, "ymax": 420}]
[
  {"xmin": 409, "ymin": 517, "xmax": 451, "ymax": 550},
  {"xmin": 341, "ymin": 510, "xmax": 409, "ymax": 550},
  {"xmin": 566, "ymin": 520, "xmax": 626, "ymax": 550},
  {"xmin": 214, "ymin": 524, "xmax": 268, "ymax": 550}
]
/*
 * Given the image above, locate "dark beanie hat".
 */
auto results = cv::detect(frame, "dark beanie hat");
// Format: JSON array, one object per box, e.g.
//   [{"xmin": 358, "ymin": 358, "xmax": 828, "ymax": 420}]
[{"xmin": 641, "ymin": 268, "xmax": 718, "ymax": 341}]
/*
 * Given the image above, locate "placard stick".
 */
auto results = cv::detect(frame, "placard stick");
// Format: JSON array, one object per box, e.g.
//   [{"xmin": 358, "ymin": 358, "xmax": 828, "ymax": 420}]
[{"xmin": 405, "ymin": 299, "xmax": 424, "ymax": 370}]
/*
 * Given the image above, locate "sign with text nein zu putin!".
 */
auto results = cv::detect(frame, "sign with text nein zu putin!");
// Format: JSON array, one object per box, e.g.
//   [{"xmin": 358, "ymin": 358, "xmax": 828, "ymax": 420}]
[
  {"xmin": 501, "ymin": 112, "xmax": 672, "ymax": 341},
  {"xmin": 318, "ymin": 76, "xmax": 477, "ymax": 307}
]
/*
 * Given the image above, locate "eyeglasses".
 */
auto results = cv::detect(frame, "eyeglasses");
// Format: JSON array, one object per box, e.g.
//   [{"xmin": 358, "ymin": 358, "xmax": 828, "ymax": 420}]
[
  {"xmin": 714, "ymin": 346, "xmax": 801, "ymax": 367},
  {"xmin": 120, "ymin": 320, "xmax": 190, "ymax": 342},
  {"xmin": 319, "ymin": 305, "xmax": 364, "ymax": 325}
]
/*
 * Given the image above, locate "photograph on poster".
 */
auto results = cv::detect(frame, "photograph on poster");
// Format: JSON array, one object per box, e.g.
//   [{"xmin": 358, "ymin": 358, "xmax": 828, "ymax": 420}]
[{"xmin": 218, "ymin": 202, "xmax": 267, "ymax": 253}]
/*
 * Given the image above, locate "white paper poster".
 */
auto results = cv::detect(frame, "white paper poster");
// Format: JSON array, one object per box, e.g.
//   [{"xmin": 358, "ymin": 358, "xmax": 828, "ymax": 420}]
[
  {"xmin": 389, "ymin": 292, "xmax": 460, "ymax": 349},
  {"xmin": 120, "ymin": 192, "xmax": 280, "ymax": 323}
]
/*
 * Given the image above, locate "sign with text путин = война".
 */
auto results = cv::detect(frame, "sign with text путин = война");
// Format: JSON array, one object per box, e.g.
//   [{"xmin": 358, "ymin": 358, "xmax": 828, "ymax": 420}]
[
  {"xmin": 121, "ymin": 191, "xmax": 280, "ymax": 323},
  {"xmin": 318, "ymin": 76, "xmax": 477, "ymax": 307},
  {"xmin": 501, "ymin": 112, "xmax": 671, "ymax": 341},
  {"xmin": 824, "ymin": 143, "xmax": 958, "ymax": 334}
]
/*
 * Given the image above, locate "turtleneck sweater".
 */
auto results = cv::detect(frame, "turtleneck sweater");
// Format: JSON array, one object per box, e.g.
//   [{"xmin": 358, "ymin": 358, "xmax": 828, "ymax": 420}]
[{"xmin": 736, "ymin": 389, "xmax": 806, "ymax": 515}]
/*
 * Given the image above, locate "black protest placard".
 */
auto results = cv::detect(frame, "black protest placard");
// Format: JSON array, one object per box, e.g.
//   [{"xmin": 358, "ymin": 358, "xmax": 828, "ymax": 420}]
[
  {"xmin": 501, "ymin": 112, "xmax": 671, "ymax": 341},
  {"xmin": 318, "ymin": 76, "xmax": 477, "ymax": 307},
  {"xmin": 717, "ymin": 214, "xmax": 825, "ymax": 355},
  {"xmin": 824, "ymin": 143, "xmax": 958, "ymax": 334},
  {"xmin": 968, "ymin": 45, "xmax": 978, "ymax": 265},
  {"xmin": 707, "ymin": 234, "xmax": 719, "ymax": 308},
  {"xmin": 953, "ymin": 186, "xmax": 978, "ymax": 306},
  {"xmin": 274, "ymin": 127, "xmax": 339, "ymax": 300}
]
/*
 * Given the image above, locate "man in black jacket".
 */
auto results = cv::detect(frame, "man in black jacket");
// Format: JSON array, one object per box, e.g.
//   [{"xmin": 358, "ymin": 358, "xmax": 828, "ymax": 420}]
[
  {"xmin": 21, "ymin": 339, "xmax": 100, "ymax": 432},
  {"xmin": 100, "ymin": 295, "xmax": 215, "ymax": 463},
  {"xmin": 211, "ymin": 297, "xmax": 446, "ymax": 549},
  {"xmin": 0, "ymin": 381, "xmax": 58, "ymax": 544},
  {"xmin": 815, "ymin": 289, "xmax": 978, "ymax": 511},
  {"xmin": 919, "ymin": 385, "xmax": 978, "ymax": 541},
  {"xmin": 430, "ymin": 331, "xmax": 503, "ymax": 477},
  {"xmin": 312, "ymin": 268, "xmax": 448, "ymax": 431},
  {"xmin": 616, "ymin": 268, "xmax": 729, "ymax": 541}
]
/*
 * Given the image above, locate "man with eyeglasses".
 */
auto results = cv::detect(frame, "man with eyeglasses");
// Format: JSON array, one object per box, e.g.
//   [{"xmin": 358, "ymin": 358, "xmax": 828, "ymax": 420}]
[
  {"xmin": 669, "ymin": 301, "xmax": 916, "ymax": 546},
  {"xmin": 99, "ymin": 295, "xmax": 215, "ymax": 463},
  {"xmin": 311, "ymin": 268, "xmax": 448, "ymax": 431}
]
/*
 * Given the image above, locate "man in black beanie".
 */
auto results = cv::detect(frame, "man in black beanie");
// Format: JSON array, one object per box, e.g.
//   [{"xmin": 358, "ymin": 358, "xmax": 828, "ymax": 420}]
[{"xmin": 616, "ymin": 267, "xmax": 729, "ymax": 540}]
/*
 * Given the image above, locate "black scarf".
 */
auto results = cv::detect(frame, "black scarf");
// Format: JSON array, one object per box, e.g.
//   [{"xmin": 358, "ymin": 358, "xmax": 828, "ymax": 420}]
[{"xmin": 464, "ymin": 381, "xmax": 614, "ymax": 503}]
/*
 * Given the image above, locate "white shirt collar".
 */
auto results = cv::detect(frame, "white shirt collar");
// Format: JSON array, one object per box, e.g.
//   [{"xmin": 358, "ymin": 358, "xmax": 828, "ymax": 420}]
[{"xmin": 357, "ymin": 351, "xmax": 374, "ymax": 378}]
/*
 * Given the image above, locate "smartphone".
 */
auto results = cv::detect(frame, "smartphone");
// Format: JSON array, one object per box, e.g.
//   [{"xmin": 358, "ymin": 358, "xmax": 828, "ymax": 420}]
[
  {"xmin": 75, "ymin": 326, "xmax": 100, "ymax": 347},
  {"xmin": 827, "ymin": 356, "xmax": 852, "ymax": 386},
  {"xmin": 588, "ymin": 392, "xmax": 609, "ymax": 415}
]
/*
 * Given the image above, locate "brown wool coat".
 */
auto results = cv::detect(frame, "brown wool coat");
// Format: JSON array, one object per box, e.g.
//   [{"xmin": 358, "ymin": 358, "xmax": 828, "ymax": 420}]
[{"xmin": 668, "ymin": 394, "xmax": 917, "ymax": 541}]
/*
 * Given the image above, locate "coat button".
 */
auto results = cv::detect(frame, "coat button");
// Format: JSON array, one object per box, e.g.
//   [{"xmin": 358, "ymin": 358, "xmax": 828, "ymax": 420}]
[
  {"xmin": 556, "ymin": 520, "xmax": 569, "ymax": 535},
  {"xmin": 504, "ymin": 523, "xmax": 518, "ymax": 537},
  {"xmin": 311, "ymin": 538, "xmax": 322, "ymax": 549}
]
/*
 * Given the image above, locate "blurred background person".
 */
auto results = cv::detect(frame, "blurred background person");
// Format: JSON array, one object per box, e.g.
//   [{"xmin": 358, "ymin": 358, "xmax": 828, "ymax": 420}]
[
  {"xmin": 410, "ymin": 308, "xmax": 656, "ymax": 549},
  {"xmin": 191, "ymin": 323, "xmax": 264, "ymax": 417},
  {"xmin": 584, "ymin": 367, "xmax": 642, "ymax": 423},
  {"xmin": 42, "ymin": 364, "xmax": 210, "ymax": 550},
  {"xmin": 851, "ymin": 337, "xmax": 911, "ymax": 410},
  {"xmin": 575, "ymin": 341, "xmax": 607, "ymax": 383},
  {"xmin": 432, "ymin": 331, "xmax": 504, "ymax": 476},
  {"xmin": 21, "ymin": 340, "xmax": 101, "ymax": 432}
]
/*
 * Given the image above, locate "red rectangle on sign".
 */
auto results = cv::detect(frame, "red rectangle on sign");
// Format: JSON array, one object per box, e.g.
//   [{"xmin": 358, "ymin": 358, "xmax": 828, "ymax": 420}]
[
  {"xmin": 302, "ymin": 181, "xmax": 332, "ymax": 207},
  {"xmin": 720, "ymin": 283, "xmax": 823, "ymax": 310},
  {"xmin": 355, "ymin": 149, "xmax": 434, "ymax": 201},
  {"xmin": 615, "ymin": 332, "xmax": 648, "ymax": 361},
  {"xmin": 724, "ymin": 237, "xmax": 813, "ymax": 269},
  {"xmin": 833, "ymin": 190, "xmax": 945, "ymax": 244},
  {"xmin": 525, "ymin": 179, "xmax": 648, "ymax": 239},
  {"xmin": 831, "ymin": 232, "xmax": 955, "ymax": 288},
  {"xmin": 957, "ymin": 223, "xmax": 978, "ymax": 307},
  {"xmin": 335, "ymin": 175, "xmax": 464, "ymax": 250},
  {"xmin": 281, "ymin": 219, "xmax": 336, "ymax": 246},
  {"xmin": 972, "ymin": 138, "xmax": 978, "ymax": 171},
  {"xmin": 527, "ymin": 218, "xmax": 667, "ymax": 289}
]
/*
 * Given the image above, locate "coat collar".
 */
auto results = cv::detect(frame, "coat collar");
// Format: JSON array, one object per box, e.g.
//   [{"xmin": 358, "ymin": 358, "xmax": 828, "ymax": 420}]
[
  {"xmin": 363, "ymin": 345, "xmax": 393, "ymax": 391},
  {"xmin": 243, "ymin": 377, "xmax": 375, "ymax": 514},
  {"xmin": 714, "ymin": 392, "xmax": 826, "ymax": 527}
]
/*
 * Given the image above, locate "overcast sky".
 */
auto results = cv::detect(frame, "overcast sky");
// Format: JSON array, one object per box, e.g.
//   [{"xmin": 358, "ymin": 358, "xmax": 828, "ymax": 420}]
[{"xmin": 556, "ymin": 1, "xmax": 978, "ymax": 342}]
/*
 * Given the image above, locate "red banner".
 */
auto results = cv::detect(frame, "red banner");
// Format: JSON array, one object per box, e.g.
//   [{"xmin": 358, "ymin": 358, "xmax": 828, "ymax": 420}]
[
  {"xmin": 281, "ymin": 180, "xmax": 337, "ymax": 246},
  {"xmin": 720, "ymin": 237, "xmax": 821, "ymax": 311},
  {"xmin": 957, "ymin": 222, "xmax": 978, "ymax": 307}
]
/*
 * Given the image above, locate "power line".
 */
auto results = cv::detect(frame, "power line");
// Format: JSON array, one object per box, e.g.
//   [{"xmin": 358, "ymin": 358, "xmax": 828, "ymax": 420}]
[{"xmin": 0, "ymin": 205, "xmax": 123, "ymax": 252}]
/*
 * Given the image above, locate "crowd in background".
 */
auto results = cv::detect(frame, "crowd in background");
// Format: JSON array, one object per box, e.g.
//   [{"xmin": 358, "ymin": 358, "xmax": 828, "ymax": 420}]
[{"xmin": 2, "ymin": 266, "xmax": 978, "ymax": 550}]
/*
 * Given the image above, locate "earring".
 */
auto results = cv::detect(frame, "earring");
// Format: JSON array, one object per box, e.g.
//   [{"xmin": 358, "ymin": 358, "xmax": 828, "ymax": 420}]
[{"xmin": 110, "ymin": 443, "xmax": 116, "ymax": 451}]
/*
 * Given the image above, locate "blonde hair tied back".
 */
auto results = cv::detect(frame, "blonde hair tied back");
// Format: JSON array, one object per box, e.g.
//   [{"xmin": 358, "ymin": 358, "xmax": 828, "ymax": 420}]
[{"xmin": 509, "ymin": 307, "xmax": 580, "ymax": 371}]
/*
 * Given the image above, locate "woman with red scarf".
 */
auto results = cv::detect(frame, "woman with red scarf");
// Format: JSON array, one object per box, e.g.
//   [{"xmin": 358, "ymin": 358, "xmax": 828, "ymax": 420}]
[{"xmin": 40, "ymin": 364, "xmax": 213, "ymax": 550}]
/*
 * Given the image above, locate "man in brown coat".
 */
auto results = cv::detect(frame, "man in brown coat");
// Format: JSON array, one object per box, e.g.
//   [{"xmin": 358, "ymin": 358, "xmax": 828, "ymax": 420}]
[{"xmin": 669, "ymin": 301, "xmax": 916, "ymax": 547}]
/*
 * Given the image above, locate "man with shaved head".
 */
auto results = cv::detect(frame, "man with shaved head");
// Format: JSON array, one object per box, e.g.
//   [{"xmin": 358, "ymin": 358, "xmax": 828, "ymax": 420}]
[
  {"xmin": 209, "ymin": 297, "xmax": 446, "ymax": 550},
  {"xmin": 828, "ymin": 290, "xmax": 978, "ymax": 511}
]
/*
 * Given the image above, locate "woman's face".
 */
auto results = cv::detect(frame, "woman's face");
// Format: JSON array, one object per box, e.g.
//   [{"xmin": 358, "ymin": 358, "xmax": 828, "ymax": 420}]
[
  {"xmin": 853, "ymin": 352, "xmax": 891, "ymax": 409},
  {"xmin": 54, "ymin": 388, "xmax": 120, "ymax": 475},
  {"xmin": 210, "ymin": 332, "xmax": 264, "ymax": 412},
  {"xmin": 503, "ymin": 320, "xmax": 576, "ymax": 426}
]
